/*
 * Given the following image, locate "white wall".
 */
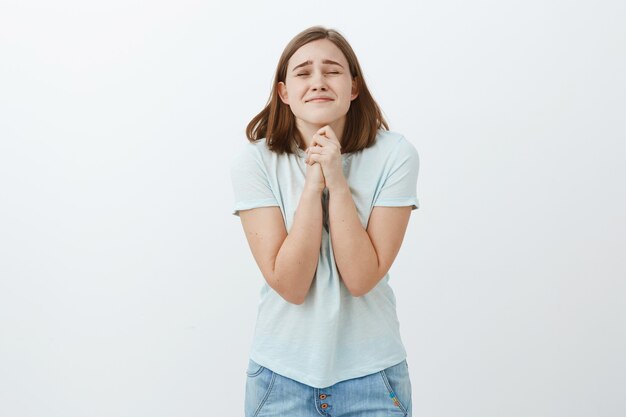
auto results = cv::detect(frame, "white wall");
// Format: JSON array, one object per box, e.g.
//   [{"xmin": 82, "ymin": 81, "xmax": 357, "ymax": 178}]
[{"xmin": 1, "ymin": 1, "xmax": 624, "ymax": 416}]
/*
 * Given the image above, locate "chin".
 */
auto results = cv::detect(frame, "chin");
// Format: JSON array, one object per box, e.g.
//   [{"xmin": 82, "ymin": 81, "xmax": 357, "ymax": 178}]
[
  {"xmin": 311, "ymin": 119, "xmax": 334, "ymax": 126},
  {"xmin": 295, "ymin": 112, "xmax": 347, "ymax": 130},
  {"xmin": 303, "ymin": 115, "xmax": 343, "ymax": 126}
]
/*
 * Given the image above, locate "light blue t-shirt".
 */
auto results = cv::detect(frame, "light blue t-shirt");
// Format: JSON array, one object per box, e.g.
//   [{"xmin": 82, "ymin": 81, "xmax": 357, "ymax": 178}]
[{"xmin": 230, "ymin": 129, "xmax": 420, "ymax": 388}]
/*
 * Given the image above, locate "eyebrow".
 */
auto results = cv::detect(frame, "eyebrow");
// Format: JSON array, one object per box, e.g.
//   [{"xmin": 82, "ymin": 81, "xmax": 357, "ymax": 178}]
[{"xmin": 292, "ymin": 59, "xmax": 344, "ymax": 72}]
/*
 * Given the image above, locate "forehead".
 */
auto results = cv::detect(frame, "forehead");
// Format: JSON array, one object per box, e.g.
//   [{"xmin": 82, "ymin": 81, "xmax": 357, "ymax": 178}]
[{"xmin": 288, "ymin": 39, "xmax": 348, "ymax": 69}]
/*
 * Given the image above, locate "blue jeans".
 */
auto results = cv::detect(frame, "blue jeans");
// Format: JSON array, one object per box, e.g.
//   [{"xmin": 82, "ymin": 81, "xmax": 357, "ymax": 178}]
[{"xmin": 245, "ymin": 359, "xmax": 412, "ymax": 417}]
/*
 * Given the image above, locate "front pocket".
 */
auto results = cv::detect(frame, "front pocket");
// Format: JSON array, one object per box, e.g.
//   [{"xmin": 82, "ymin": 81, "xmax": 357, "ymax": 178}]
[
  {"xmin": 246, "ymin": 359, "xmax": 265, "ymax": 377},
  {"xmin": 380, "ymin": 361, "xmax": 412, "ymax": 416},
  {"xmin": 245, "ymin": 360, "xmax": 276, "ymax": 417}
]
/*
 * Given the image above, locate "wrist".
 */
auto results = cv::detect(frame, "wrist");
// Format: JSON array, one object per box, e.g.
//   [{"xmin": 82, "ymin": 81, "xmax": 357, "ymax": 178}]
[
  {"xmin": 302, "ymin": 185, "xmax": 324, "ymax": 197},
  {"xmin": 326, "ymin": 177, "xmax": 350, "ymax": 194}
]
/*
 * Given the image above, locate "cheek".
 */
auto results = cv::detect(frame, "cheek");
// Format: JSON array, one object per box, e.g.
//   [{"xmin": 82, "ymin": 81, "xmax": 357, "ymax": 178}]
[
  {"xmin": 289, "ymin": 85, "xmax": 306, "ymax": 99},
  {"xmin": 341, "ymin": 87, "xmax": 355, "ymax": 102},
  {"xmin": 339, "ymin": 80, "xmax": 354, "ymax": 96}
]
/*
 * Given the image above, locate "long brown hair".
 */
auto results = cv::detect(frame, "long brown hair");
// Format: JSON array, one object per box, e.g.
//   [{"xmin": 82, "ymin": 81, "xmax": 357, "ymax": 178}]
[{"xmin": 246, "ymin": 26, "xmax": 388, "ymax": 154}]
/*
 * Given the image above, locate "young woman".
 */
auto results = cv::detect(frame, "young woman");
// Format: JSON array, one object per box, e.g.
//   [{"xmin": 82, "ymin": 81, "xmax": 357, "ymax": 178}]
[{"xmin": 231, "ymin": 26, "xmax": 420, "ymax": 417}]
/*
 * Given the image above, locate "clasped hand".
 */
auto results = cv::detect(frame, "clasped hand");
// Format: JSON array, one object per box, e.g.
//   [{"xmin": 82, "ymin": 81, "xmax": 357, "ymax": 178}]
[{"xmin": 305, "ymin": 125, "xmax": 346, "ymax": 191}]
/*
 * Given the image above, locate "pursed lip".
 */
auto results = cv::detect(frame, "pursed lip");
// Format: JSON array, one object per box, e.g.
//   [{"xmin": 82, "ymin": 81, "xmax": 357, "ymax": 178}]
[{"xmin": 305, "ymin": 96, "xmax": 334, "ymax": 103}]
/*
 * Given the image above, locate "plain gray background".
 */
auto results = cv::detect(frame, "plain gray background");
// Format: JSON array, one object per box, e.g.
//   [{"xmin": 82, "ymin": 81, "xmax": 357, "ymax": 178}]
[{"xmin": 1, "ymin": 0, "xmax": 625, "ymax": 416}]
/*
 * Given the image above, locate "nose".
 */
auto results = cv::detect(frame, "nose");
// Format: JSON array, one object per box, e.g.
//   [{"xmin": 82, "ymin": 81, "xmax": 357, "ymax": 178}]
[{"xmin": 310, "ymin": 71, "xmax": 327, "ymax": 91}]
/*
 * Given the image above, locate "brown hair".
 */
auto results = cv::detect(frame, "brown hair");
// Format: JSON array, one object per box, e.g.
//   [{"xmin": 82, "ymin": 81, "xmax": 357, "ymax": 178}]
[{"xmin": 245, "ymin": 26, "xmax": 389, "ymax": 154}]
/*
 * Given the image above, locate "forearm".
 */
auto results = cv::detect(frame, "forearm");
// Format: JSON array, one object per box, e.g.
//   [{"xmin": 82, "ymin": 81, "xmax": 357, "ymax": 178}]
[
  {"xmin": 273, "ymin": 188, "xmax": 323, "ymax": 304},
  {"xmin": 327, "ymin": 179, "xmax": 381, "ymax": 297}
]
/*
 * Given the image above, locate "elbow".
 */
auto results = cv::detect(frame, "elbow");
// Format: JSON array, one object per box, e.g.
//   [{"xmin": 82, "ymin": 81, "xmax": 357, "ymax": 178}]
[
  {"xmin": 346, "ymin": 288, "xmax": 368, "ymax": 298},
  {"xmin": 343, "ymin": 271, "xmax": 384, "ymax": 298},
  {"xmin": 283, "ymin": 294, "xmax": 306, "ymax": 305},
  {"xmin": 277, "ymin": 288, "xmax": 307, "ymax": 305},
  {"xmin": 344, "ymin": 280, "xmax": 374, "ymax": 298},
  {"xmin": 267, "ymin": 273, "xmax": 309, "ymax": 305}
]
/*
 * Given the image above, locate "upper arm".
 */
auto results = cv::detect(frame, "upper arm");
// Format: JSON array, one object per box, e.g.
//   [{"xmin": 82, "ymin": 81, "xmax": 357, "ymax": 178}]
[
  {"xmin": 230, "ymin": 144, "xmax": 279, "ymax": 216},
  {"xmin": 373, "ymin": 137, "xmax": 420, "ymax": 210},
  {"xmin": 238, "ymin": 206, "xmax": 287, "ymax": 284},
  {"xmin": 366, "ymin": 206, "xmax": 412, "ymax": 277},
  {"xmin": 366, "ymin": 137, "xmax": 419, "ymax": 277}
]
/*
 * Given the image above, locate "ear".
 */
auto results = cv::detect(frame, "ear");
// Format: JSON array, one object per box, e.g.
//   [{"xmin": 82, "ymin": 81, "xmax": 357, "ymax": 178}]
[
  {"xmin": 277, "ymin": 81, "xmax": 289, "ymax": 105},
  {"xmin": 351, "ymin": 77, "xmax": 359, "ymax": 101}
]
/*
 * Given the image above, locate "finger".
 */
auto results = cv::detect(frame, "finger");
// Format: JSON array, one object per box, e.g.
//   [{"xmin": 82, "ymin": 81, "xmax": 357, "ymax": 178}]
[
  {"xmin": 316, "ymin": 126, "xmax": 341, "ymax": 148},
  {"xmin": 311, "ymin": 134, "xmax": 338, "ymax": 150},
  {"xmin": 308, "ymin": 153, "xmax": 321, "ymax": 163},
  {"xmin": 306, "ymin": 153, "xmax": 321, "ymax": 164},
  {"xmin": 307, "ymin": 145, "xmax": 324, "ymax": 154},
  {"xmin": 309, "ymin": 135, "xmax": 324, "ymax": 148},
  {"xmin": 317, "ymin": 125, "xmax": 334, "ymax": 138},
  {"xmin": 317, "ymin": 133, "xmax": 341, "ymax": 150}
]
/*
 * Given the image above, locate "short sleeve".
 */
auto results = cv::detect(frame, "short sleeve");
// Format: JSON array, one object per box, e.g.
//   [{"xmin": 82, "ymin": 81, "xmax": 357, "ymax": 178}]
[
  {"xmin": 373, "ymin": 137, "xmax": 420, "ymax": 210},
  {"xmin": 230, "ymin": 145, "xmax": 279, "ymax": 217}
]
